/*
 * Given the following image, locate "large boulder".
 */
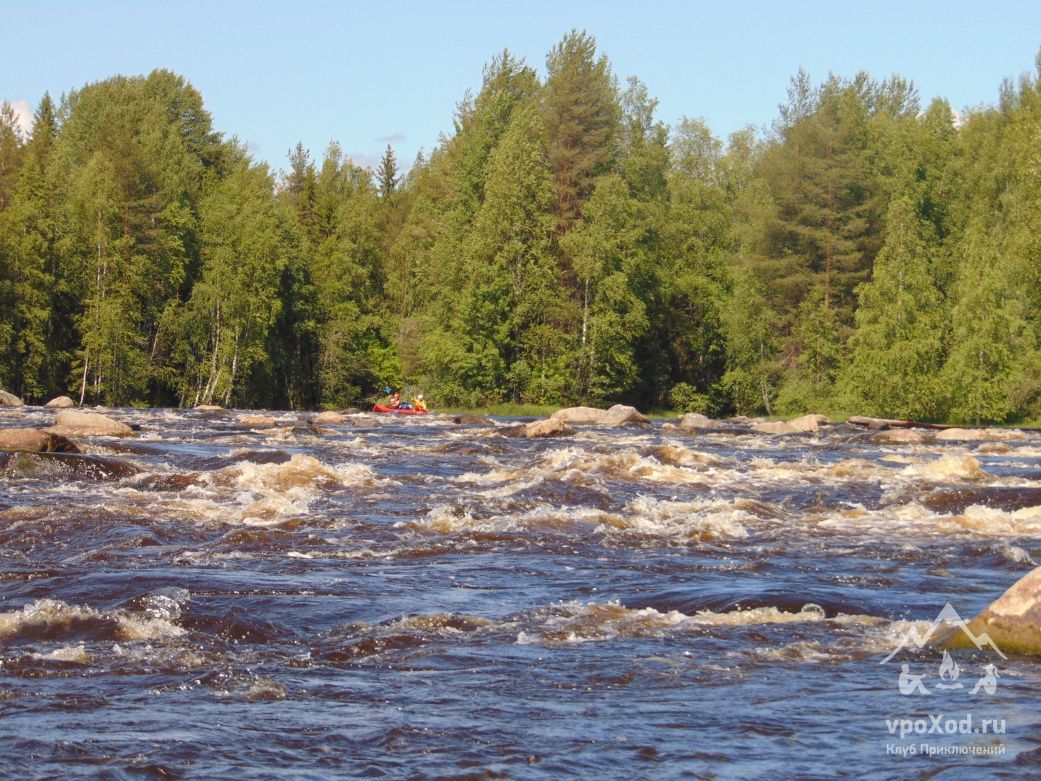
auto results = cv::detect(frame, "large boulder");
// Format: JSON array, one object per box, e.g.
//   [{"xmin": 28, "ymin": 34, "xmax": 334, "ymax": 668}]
[
  {"xmin": 236, "ymin": 414, "xmax": 278, "ymax": 429},
  {"xmin": 752, "ymin": 414, "xmax": 830, "ymax": 435},
  {"xmin": 44, "ymin": 396, "xmax": 76, "ymax": 409},
  {"xmin": 786, "ymin": 414, "xmax": 831, "ymax": 432},
  {"xmin": 0, "ymin": 390, "xmax": 23, "ymax": 407},
  {"xmin": 870, "ymin": 429, "xmax": 932, "ymax": 445},
  {"xmin": 550, "ymin": 406, "xmax": 607, "ymax": 425},
  {"xmin": 0, "ymin": 428, "xmax": 81, "ymax": 453},
  {"xmin": 677, "ymin": 413, "xmax": 713, "ymax": 430},
  {"xmin": 45, "ymin": 410, "xmax": 134, "ymax": 437},
  {"xmin": 601, "ymin": 404, "xmax": 651, "ymax": 428},
  {"xmin": 943, "ymin": 566, "xmax": 1041, "ymax": 656}
]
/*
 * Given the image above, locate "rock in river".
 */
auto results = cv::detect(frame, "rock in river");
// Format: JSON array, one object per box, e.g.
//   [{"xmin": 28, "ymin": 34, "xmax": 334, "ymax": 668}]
[
  {"xmin": 45, "ymin": 410, "xmax": 135, "ymax": 437},
  {"xmin": 550, "ymin": 406, "xmax": 609, "ymax": 425},
  {"xmin": 503, "ymin": 418, "xmax": 576, "ymax": 438},
  {"xmin": 236, "ymin": 414, "xmax": 278, "ymax": 429},
  {"xmin": 44, "ymin": 396, "xmax": 76, "ymax": 408},
  {"xmin": 752, "ymin": 414, "xmax": 830, "ymax": 435},
  {"xmin": 870, "ymin": 429, "xmax": 932, "ymax": 445},
  {"xmin": 944, "ymin": 566, "xmax": 1041, "ymax": 656},
  {"xmin": 0, "ymin": 390, "xmax": 23, "ymax": 407},
  {"xmin": 0, "ymin": 451, "xmax": 139, "ymax": 480},
  {"xmin": 549, "ymin": 405, "xmax": 650, "ymax": 428},
  {"xmin": 0, "ymin": 428, "xmax": 81, "ymax": 453}
]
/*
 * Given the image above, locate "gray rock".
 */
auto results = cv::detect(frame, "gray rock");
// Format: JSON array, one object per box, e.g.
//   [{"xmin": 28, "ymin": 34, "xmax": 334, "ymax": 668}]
[
  {"xmin": 601, "ymin": 404, "xmax": 651, "ymax": 428},
  {"xmin": 236, "ymin": 414, "xmax": 278, "ymax": 429},
  {"xmin": 314, "ymin": 411, "xmax": 349, "ymax": 424},
  {"xmin": 44, "ymin": 396, "xmax": 76, "ymax": 409},
  {"xmin": 0, "ymin": 428, "xmax": 81, "ymax": 453},
  {"xmin": 943, "ymin": 566, "xmax": 1041, "ymax": 657},
  {"xmin": 550, "ymin": 406, "xmax": 607, "ymax": 425},
  {"xmin": 525, "ymin": 418, "xmax": 576, "ymax": 438},
  {"xmin": 0, "ymin": 451, "xmax": 139, "ymax": 480},
  {"xmin": 45, "ymin": 410, "xmax": 135, "ymax": 437},
  {"xmin": 677, "ymin": 413, "xmax": 714, "ymax": 431},
  {"xmin": 870, "ymin": 429, "xmax": 932, "ymax": 445}
]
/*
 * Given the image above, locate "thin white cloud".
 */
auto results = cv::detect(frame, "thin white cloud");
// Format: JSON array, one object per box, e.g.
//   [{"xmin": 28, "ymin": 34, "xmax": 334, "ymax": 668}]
[
  {"xmin": 373, "ymin": 132, "xmax": 406, "ymax": 144},
  {"xmin": 9, "ymin": 99, "xmax": 33, "ymax": 139},
  {"xmin": 346, "ymin": 151, "xmax": 383, "ymax": 171}
]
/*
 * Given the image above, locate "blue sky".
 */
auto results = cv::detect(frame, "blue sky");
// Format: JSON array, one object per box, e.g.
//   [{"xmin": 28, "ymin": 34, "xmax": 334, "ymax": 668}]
[{"xmin": 4, "ymin": 1, "xmax": 1041, "ymax": 173}]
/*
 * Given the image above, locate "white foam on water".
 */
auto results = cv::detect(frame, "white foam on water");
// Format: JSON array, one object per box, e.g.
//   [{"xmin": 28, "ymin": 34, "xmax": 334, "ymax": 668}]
[
  {"xmin": 29, "ymin": 643, "xmax": 90, "ymax": 663},
  {"xmin": 902, "ymin": 453, "xmax": 989, "ymax": 481},
  {"xmin": 517, "ymin": 600, "xmax": 830, "ymax": 645},
  {"xmin": 0, "ymin": 597, "xmax": 185, "ymax": 642}
]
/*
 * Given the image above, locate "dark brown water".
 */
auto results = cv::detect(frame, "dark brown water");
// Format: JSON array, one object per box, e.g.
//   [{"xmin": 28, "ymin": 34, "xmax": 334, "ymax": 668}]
[{"xmin": 2, "ymin": 408, "xmax": 1040, "ymax": 779}]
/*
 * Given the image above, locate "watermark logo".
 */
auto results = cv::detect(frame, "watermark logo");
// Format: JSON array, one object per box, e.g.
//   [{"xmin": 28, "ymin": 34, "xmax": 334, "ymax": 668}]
[
  {"xmin": 879, "ymin": 603, "xmax": 1007, "ymax": 757},
  {"xmin": 880, "ymin": 603, "xmax": 1005, "ymax": 696}
]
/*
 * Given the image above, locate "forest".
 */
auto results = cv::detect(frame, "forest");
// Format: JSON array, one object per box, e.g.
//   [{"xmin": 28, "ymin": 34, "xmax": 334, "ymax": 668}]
[{"xmin": 2, "ymin": 32, "xmax": 1041, "ymax": 423}]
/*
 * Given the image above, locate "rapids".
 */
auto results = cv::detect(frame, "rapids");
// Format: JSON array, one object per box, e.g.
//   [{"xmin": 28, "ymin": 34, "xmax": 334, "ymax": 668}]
[{"xmin": 2, "ymin": 407, "xmax": 1040, "ymax": 778}]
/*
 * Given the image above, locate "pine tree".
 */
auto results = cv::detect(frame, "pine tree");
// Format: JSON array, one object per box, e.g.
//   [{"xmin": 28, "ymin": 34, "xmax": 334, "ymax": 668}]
[
  {"xmin": 376, "ymin": 144, "xmax": 399, "ymax": 198},
  {"xmin": 542, "ymin": 30, "xmax": 622, "ymax": 230}
]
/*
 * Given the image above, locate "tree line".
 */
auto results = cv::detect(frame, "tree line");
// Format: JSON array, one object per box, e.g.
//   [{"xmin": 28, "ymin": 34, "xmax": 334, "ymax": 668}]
[{"xmin": 2, "ymin": 33, "xmax": 1041, "ymax": 422}]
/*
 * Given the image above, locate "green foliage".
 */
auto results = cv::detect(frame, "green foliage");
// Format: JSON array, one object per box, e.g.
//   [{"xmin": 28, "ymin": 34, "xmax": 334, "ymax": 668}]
[
  {"xmin": 840, "ymin": 193, "xmax": 946, "ymax": 419},
  {"xmin": 667, "ymin": 383, "xmax": 709, "ymax": 414},
  {"xmin": 4, "ymin": 48, "xmax": 1041, "ymax": 423}
]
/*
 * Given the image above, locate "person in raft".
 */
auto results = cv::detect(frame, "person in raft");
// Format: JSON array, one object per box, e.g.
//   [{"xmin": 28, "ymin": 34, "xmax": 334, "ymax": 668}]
[
  {"xmin": 412, "ymin": 394, "xmax": 427, "ymax": 412},
  {"xmin": 385, "ymin": 390, "xmax": 401, "ymax": 408}
]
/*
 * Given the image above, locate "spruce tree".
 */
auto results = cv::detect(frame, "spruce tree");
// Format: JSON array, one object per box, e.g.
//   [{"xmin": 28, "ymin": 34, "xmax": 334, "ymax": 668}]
[
  {"xmin": 376, "ymin": 144, "xmax": 399, "ymax": 198},
  {"xmin": 841, "ymin": 193, "xmax": 946, "ymax": 419}
]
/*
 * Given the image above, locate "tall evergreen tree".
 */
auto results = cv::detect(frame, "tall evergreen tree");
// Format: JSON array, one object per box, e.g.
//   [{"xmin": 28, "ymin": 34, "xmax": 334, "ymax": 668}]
[
  {"xmin": 377, "ymin": 144, "xmax": 399, "ymax": 198},
  {"xmin": 542, "ymin": 30, "xmax": 621, "ymax": 230},
  {"xmin": 841, "ymin": 193, "xmax": 946, "ymax": 419}
]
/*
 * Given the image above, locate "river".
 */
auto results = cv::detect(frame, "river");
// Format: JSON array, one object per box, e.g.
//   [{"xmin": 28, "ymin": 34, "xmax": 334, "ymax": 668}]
[{"xmin": 1, "ymin": 408, "xmax": 1039, "ymax": 779}]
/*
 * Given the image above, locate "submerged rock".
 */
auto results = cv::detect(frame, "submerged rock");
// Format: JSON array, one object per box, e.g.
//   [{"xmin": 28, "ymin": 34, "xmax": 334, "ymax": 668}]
[
  {"xmin": 0, "ymin": 428, "xmax": 81, "ymax": 453},
  {"xmin": 944, "ymin": 566, "xmax": 1041, "ymax": 656},
  {"xmin": 451, "ymin": 414, "xmax": 495, "ymax": 426},
  {"xmin": 503, "ymin": 418, "xmax": 576, "ymax": 438},
  {"xmin": 527, "ymin": 418, "xmax": 576, "ymax": 437},
  {"xmin": 924, "ymin": 486, "xmax": 1041, "ymax": 514},
  {"xmin": 0, "ymin": 390, "xmax": 23, "ymax": 407},
  {"xmin": 0, "ymin": 451, "xmax": 139, "ymax": 480},
  {"xmin": 44, "ymin": 396, "xmax": 76, "ymax": 409},
  {"xmin": 45, "ymin": 410, "xmax": 135, "ymax": 437}
]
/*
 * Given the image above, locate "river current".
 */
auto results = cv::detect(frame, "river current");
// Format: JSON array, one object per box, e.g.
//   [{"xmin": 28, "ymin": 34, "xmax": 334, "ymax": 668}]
[{"xmin": 2, "ymin": 407, "xmax": 1040, "ymax": 779}]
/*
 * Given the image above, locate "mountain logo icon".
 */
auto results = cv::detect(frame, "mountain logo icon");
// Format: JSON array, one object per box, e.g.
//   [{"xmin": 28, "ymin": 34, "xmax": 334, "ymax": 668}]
[{"xmin": 880, "ymin": 603, "xmax": 1007, "ymax": 664}]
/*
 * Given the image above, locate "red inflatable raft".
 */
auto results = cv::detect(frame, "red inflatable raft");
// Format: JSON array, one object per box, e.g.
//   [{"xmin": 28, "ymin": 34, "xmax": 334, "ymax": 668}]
[{"xmin": 372, "ymin": 405, "xmax": 430, "ymax": 415}]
